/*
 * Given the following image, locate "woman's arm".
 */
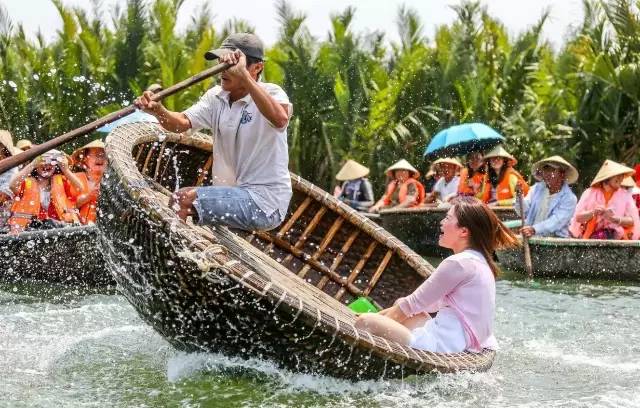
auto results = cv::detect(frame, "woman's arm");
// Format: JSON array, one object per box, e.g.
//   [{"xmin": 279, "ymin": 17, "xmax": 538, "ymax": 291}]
[
  {"xmin": 396, "ymin": 259, "xmax": 467, "ymax": 317},
  {"xmin": 378, "ymin": 304, "xmax": 409, "ymax": 322},
  {"xmin": 76, "ymin": 190, "xmax": 98, "ymax": 208},
  {"xmin": 59, "ymin": 158, "xmax": 84, "ymax": 192},
  {"xmin": 9, "ymin": 161, "xmax": 36, "ymax": 194}
]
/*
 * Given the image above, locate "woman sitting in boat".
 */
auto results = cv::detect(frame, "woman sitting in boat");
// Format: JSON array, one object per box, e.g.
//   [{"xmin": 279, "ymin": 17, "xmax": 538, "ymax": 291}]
[
  {"xmin": 368, "ymin": 159, "xmax": 425, "ymax": 213},
  {"xmin": 355, "ymin": 196, "xmax": 518, "ymax": 353},
  {"xmin": 7, "ymin": 150, "xmax": 84, "ymax": 234},
  {"xmin": 479, "ymin": 145, "xmax": 529, "ymax": 206},
  {"xmin": 333, "ymin": 159, "xmax": 375, "ymax": 212},
  {"xmin": 0, "ymin": 130, "xmax": 20, "ymax": 229},
  {"xmin": 458, "ymin": 151, "xmax": 485, "ymax": 197},
  {"xmin": 569, "ymin": 160, "xmax": 640, "ymax": 240},
  {"xmin": 70, "ymin": 140, "xmax": 107, "ymax": 224},
  {"xmin": 517, "ymin": 156, "xmax": 578, "ymax": 238},
  {"xmin": 424, "ymin": 158, "xmax": 461, "ymax": 206}
]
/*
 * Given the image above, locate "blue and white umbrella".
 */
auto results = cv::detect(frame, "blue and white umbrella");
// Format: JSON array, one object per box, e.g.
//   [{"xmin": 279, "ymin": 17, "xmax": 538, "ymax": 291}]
[
  {"xmin": 97, "ymin": 110, "xmax": 158, "ymax": 133},
  {"xmin": 424, "ymin": 123, "xmax": 505, "ymax": 159}
]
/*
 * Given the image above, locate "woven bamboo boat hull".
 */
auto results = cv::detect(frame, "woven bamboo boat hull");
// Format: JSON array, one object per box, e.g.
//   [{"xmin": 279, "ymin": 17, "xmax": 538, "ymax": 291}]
[
  {"xmin": 380, "ymin": 206, "xmax": 517, "ymax": 256},
  {"xmin": 98, "ymin": 123, "xmax": 495, "ymax": 380},
  {"xmin": 0, "ymin": 225, "xmax": 111, "ymax": 286},
  {"xmin": 498, "ymin": 237, "xmax": 640, "ymax": 280}
]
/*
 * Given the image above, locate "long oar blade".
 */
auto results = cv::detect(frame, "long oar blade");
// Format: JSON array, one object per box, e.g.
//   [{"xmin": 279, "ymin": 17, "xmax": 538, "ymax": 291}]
[{"xmin": 0, "ymin": 62, "xmax": 230, "ymax": 176}]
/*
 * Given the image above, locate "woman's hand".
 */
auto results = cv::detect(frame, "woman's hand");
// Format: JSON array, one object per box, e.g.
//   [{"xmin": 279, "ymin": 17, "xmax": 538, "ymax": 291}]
[
  {"xmin": 377, "ymin": 304, "xmax": 408, "ymax": 322},
  {"xmin": 58, "ymin": 155, "xmax": 70, "ymax": 170},
  {"xmin": 592, "ymin": 206, "xmax": 606, "ymax": 217}
]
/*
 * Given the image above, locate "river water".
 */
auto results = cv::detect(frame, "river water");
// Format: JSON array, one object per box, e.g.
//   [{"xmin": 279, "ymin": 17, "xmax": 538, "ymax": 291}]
[{"xmin": 1, "ymin": 272, "xmax": 639, "ymax": 407}]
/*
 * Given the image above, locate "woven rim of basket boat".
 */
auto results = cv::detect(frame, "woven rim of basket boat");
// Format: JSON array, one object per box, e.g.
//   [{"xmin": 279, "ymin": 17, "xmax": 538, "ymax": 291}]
[
  {"xmin": 523, "ymin": 236, "xmax": 640, "ymax": 248},
  {"xmin": 380, "ymin": 206, "xmax": 516, "ymax": 215},
  {"xmin": 0, "ymin": 225, "xmax": 97, "ymax": 243},
  {"xmin": 104, "ymin": 122, "xmax": 495, "ymax": 373}
]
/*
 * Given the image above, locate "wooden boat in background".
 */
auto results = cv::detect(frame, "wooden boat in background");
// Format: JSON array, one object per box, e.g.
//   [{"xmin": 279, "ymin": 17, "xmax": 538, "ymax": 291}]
[
  {"xmin": 380, "ymin": 206, "xmax": 517, "ymax": 256},
  {"xmin": 498, "ymin": 237, "xmax": 640, "ymax": 280},
  {"xmin": 98, "ymin": 123, "xmax": 496, "ymax": 380},
  {"xmin": 0, "ymin": 225, "xmax": 111, "ymax": 286}
]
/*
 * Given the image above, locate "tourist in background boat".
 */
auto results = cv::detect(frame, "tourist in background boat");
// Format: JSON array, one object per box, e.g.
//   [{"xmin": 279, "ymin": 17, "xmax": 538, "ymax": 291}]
[
  {"xmin": 569, "ymin": 160, "xmax": 640, "ymax": 240},
  {"xmin": 632, "ymin": 166, "xmax": 640, "ymax": 211},
  {"xmin": 368, "ymin": 159, "xmax": 425, "ymax": 213},
  {"xmin": 479, "ymin": 145, "xmax": 529, "ymax": 206},
  {"xmin": 421, "ymin": 168, "xmax": 438, "ymax": 194},
  {"xmin": 333, "ymin": 159, "xmax": 375, "ymax": 212},
  {"xmin": 7, "ymin": 150, "xmax": 84, "ymax": 234},
  {"xmin": 135, "ymin": 33, "xmax": 292, "ymax": 232},
  {"xmin": 71, "ymin": 140, "xmax": 106, "ymax": 224},
  {"xmin": 356, "ymin": 196, "xmax": 518, "ymax": 353},
  {"xmin": 458, "ymin": 151, "xmax": 485, "ymax": 197},
  {"xmin": 424, "ymin": 158, "xmax": 462, "ymax": 205},
  {"xmin": 0, "ymin": 131, "xmax": 20, "ymax": 230},
  {"xmin": 621, "ymin": 175, "xmax": 640, "ymax": 212},
  {"xmin": 517, "ymin": 156, "xmax": 578, "ymax": 238},
  {"xmin": 15, "ymin": 139, "xmax": 32, "ymax": 152}
]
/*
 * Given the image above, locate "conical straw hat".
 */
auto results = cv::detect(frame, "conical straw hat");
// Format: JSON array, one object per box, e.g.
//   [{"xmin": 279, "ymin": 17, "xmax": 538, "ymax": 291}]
[
  {"xmin": 386, "ymin": 159, "xmax": 420, "ymax": 178},
  {"xmin": 15, "ymin": 139, "xmax": 32, "ymax": 150},
  {"xmin": 483, "ymin": 145, "xmax": 517, "ymax": 166},
  {"xmin": 71, "ymin": 139, "xmax": 105, "ymax": 163},
  {"xmin": 432, "ymin": 157, "xmax": 463, "ymax": 170},
  {"xmin": 335, "ymin": 159, "xmax": 369, "ymax": 181},
  {"xmin": 532, "ymin": 155, "xmax": 579, "ymax": 184},
  {"xmin": 622, "ymin": 176, "xmax": 636, "ymax": 188},
  {"xmin": 590, "ymin": 160, "xmax": 634, "ymax": 187},
  {"xmin": 0, "ymin": 130, "xmax": 19, "ymax": 156}
]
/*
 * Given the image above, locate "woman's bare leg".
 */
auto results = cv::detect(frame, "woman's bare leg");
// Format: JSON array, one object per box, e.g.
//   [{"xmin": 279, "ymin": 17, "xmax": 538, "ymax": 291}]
[{"xmin": 354, "ymin": 313, "xmax": 413, "ymax": 345}]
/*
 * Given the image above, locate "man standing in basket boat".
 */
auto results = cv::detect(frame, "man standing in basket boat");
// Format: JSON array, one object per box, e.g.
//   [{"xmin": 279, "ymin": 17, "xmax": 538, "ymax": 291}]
[
  {"xmin": 516, "ymin": 156, "xmax": 578, "ymax": 238},
  {"xmin": 135, "ymin": 33, "xmax": 292, "ymax": 232}
]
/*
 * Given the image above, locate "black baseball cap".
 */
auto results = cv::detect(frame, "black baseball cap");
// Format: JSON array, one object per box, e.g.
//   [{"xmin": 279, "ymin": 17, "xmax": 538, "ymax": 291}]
[{"xmin": 204, "ymin": 33, "xmax": 264, "ymax": 61}]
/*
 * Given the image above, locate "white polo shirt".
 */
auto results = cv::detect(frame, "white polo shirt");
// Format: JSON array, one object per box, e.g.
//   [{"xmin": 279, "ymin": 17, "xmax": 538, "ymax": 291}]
[
  {"xmin": 184, "ymin": 83, "xmax": 293, "ymax": 217},
  {"xmin": 433, "ymin": 175, "xmax": 460, "ymax": 202}
]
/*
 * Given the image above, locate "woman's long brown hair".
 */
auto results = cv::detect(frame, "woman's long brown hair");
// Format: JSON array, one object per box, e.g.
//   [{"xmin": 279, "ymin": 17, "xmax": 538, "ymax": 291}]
[{"xmin": 452, "ymin": 196, "xmax": 520, "ymax": 277}]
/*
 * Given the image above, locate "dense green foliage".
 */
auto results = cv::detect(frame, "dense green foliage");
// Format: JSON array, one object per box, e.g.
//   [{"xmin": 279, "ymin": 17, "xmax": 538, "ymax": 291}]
[{"xmin": 1, "ymin": 0, "xmax": 639, "ymax": 191}]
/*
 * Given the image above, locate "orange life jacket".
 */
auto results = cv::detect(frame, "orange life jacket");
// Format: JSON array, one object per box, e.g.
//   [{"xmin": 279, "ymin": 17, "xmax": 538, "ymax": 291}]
[
  {"xmin": 384, "ymin": 178, "xmax": 426, "ymax": 207},
  {"xmin": 68, "ymin": 172, "xmax": 98, "ymax": 224},
  {"xmin": 8, "ymin": 175, "xmax": 77, "ymax": 230},
  {"xmin": 458, "ymin": 167, "xmax": 485, "ymax": 196},
  {"xmin": 480, "ymin": 167, "xmax": 529, "ymax": 203}
]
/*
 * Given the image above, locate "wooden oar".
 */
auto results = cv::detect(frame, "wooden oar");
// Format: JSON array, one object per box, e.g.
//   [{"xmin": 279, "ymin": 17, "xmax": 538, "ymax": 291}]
[
  {"xmin": 515, "ymin": 184, "xmax": 533, "ymax": 278},
  {"xmin": 0, "ymin": 62, "xmax": 231, "ymax": 176}
]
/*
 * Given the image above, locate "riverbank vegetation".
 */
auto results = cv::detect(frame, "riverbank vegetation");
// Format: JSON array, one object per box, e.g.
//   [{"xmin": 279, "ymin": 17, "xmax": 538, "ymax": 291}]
[{"xmin": 1, "ymin": 0, "xmax": 639, "ymax": 190}]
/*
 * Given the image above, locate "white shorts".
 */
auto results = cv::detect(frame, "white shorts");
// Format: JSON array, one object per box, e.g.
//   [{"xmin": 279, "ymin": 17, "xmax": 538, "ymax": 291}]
[{"xmin": 409, "ymin": 308, "xmax": 468, "ymax": 353}]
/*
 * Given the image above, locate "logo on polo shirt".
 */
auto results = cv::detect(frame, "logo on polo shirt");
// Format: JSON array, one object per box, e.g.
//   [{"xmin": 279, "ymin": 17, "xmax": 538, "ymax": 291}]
[{"xmin": 240, "ymin": 110, "xmax": 253, "ymax": 125}]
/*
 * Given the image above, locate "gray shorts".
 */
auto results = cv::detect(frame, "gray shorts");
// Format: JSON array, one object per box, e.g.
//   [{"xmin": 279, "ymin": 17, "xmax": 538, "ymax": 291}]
[{"xmin": 193, "ymin": 186, "xmax": 283, "ymax": 231}]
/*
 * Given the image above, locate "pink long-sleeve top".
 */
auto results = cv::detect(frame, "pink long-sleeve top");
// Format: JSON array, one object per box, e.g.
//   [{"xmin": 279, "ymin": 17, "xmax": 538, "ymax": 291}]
[
  {"xmin": 568, "ymin": 187, "xmax": 640, "ymax": 240},
  {"xmin": 396, "ymin": 250, "xmax": 497, "ymax": 352}
]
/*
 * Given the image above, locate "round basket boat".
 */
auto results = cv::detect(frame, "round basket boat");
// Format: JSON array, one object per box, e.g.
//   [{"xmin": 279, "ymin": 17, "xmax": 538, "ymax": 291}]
[
  {"xmin": 0, "ymin": 225, "xmax": 111, "ymax": 286},
  {"xmin": 498, "ymin": 236, "xmax": 640, "ymax": 280},
  {"xmin": 380, "ymin": 206, "xmax": 517, "ymax": 256},
  {"xmin": 99, "ymin": 122, "xmax": 495, "ymax": 380}
]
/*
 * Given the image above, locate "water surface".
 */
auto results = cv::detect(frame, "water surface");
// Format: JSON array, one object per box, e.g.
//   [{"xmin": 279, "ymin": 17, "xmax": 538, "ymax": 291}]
[{"xmin": 1, "ymin": 275, "xmax": 638, "ymax": 407}]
